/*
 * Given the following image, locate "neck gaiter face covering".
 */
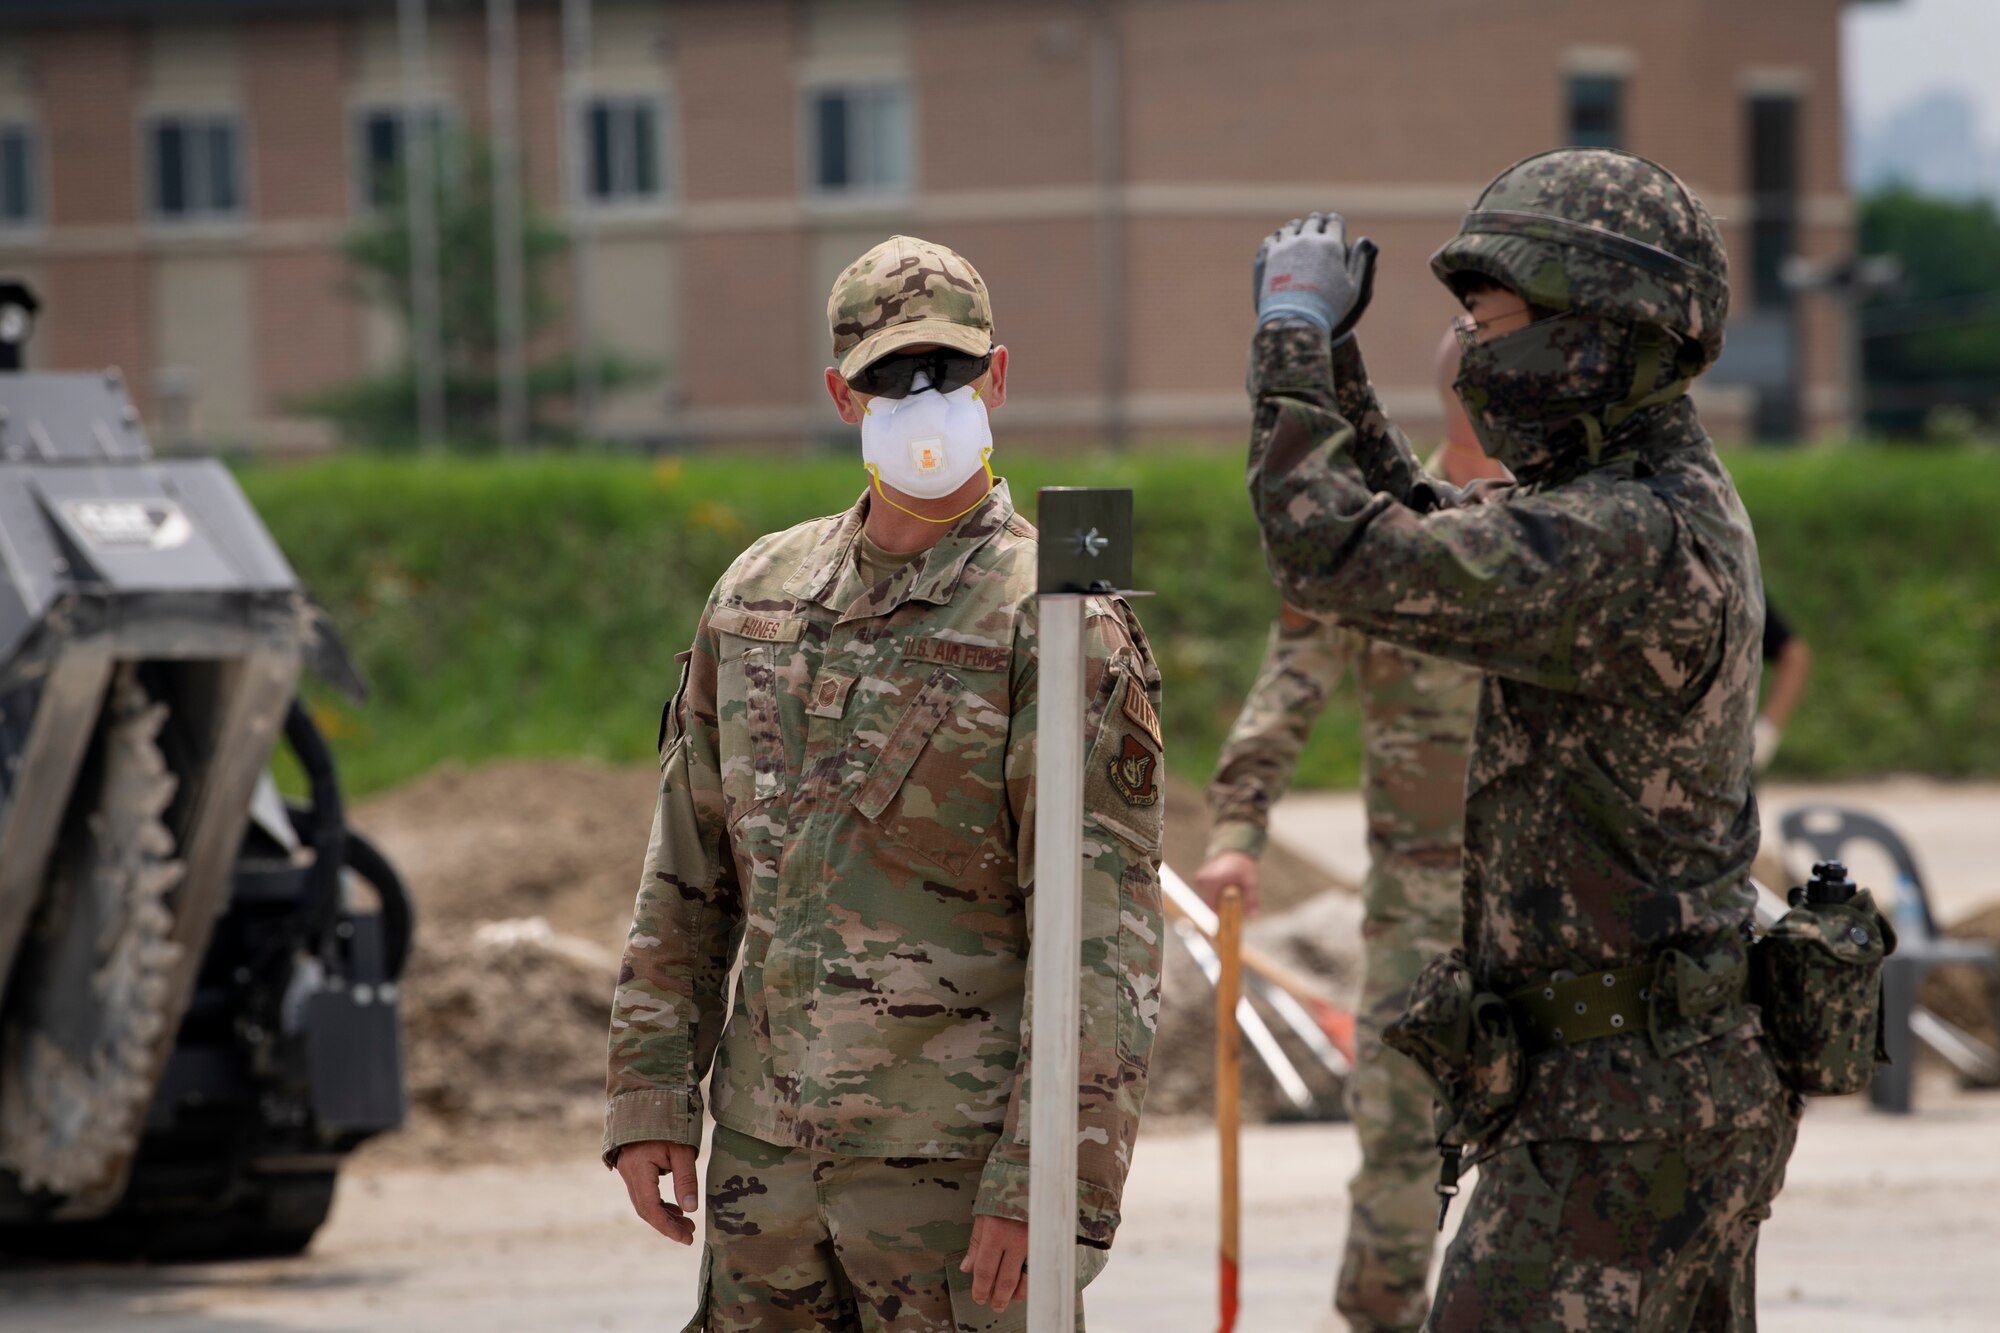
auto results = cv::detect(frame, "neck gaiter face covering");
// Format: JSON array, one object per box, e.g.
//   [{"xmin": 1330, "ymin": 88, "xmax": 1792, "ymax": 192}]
[{"xmin": 1452, "ymin": 313, "xmax": 1686, "ymax": 485}]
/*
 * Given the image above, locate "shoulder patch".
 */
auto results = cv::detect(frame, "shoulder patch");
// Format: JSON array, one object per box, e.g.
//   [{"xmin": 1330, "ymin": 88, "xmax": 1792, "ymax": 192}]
[
  {"xmin": 1121, "ymin": 679, "xmax": 1161, "ymax": 746},
  {"xmin": 1107, "ymin": 734, "xmax": 1160, "ymax": 807}
]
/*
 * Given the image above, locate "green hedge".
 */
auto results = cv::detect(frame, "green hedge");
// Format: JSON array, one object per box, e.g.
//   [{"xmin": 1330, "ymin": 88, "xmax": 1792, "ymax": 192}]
[{"xmin": 241, "ymin": 447, "xmax": 2000, "ymax": 797}]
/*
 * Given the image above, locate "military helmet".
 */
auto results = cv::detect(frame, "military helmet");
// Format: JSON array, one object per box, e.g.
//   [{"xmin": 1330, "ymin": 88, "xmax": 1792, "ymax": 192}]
[{"xmin": 1430, "ymin": 148, "xmax": 1730, "ymax": 375}]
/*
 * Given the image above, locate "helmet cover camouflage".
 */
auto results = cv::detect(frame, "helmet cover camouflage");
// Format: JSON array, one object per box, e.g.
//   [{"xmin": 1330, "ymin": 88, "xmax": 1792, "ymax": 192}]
[
  {"xmin": 1430, "ymin": 149, "xmax": 1730, "ymax": 375},
  {"xmin": 828, "ymin": 235, "xmax": 993, "ymax": 382}
]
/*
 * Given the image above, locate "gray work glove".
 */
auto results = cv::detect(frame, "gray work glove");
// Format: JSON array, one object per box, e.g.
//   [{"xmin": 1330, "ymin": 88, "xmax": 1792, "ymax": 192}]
[{"xmin": 1252, "ymin": 212, "xmax": 1378, "ymax": 341}]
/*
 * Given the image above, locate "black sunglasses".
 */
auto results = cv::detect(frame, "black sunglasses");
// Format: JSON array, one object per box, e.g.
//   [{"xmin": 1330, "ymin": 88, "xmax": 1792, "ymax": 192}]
[{"xmin": 848, "ymin": 348, "xmax": 993, "ymax": 400}]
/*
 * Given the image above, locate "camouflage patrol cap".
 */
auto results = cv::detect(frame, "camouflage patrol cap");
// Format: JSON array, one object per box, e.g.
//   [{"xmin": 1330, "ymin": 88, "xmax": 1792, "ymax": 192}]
[
  {"xmin": 1430, "ymin": 148, "xmax": 1730, "ymax": 375},
  {"xmin": 828, "ymin": 235, "xmax": 993, "ymax": 382}
]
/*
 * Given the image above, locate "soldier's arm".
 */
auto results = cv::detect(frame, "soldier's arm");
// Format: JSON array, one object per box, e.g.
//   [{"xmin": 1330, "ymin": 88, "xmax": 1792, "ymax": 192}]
[
  {"xmin": 1246, "ymin": 322, "xmax": 1721, "ymax": 703},
  {"xmin": 602, "ymin": 598, "xmax": 745, "ymax": 1162},
  {"xmin": 1326, "ymin": 334, "xmax": 1447, "ymax": 506},
  {"xmin": 1204, "ymin": 610, "xmax": 1354, "ymax": 860},
  {"xmin": 980, "ymin": 598, "xmax": 1165, "ymax": 1249}
]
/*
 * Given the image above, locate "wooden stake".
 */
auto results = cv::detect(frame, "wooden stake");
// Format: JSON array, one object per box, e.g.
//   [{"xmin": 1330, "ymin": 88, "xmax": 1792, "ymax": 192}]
[{"xmin": 1216, "ymin": 885, "xmax": 1244, "ymax": 1333}]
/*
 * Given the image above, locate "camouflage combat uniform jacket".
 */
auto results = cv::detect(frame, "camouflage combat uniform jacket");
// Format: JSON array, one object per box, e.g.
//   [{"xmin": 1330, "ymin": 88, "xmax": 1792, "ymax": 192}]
[
  {"xmin": 1247, "ymin": 327, "xmax": 1777, "ymax": 1148},
  {"xmin": 605, "ymin": 481, "xmax": 1166, "ymax": 1247}
]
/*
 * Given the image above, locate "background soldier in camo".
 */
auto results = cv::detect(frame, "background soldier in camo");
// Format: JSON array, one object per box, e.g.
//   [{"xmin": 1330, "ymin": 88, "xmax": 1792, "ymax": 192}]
[
  {"xmin": 1196, "ymin": 332, "xmax": 1504, "ymax": 1333},
  {"xmin": 605, "ymin": 235, "xmax": 1165, "ymax": 1332},
  {"xmin": 1243, "ymin": 151, "xmax": 1794, "ymax": 1332}
]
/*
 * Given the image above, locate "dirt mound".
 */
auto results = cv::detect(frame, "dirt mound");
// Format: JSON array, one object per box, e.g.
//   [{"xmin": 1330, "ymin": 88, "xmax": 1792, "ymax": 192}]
[
  {"xmin": 1922, "ymin": 903, "xmax": 2000, "ymax": 1067},
  {"xmin": 353, "ymin": 760, "xmax": 659, "ymax": 953},
  {"xmin": 1147, "ymin": 888, "xmax": 1362, "ymax": 1122},
  {"xmin": 350, "ymin": 759, "xmax": 1365, "ymax": 1163},
  {"xmin": 383, "ymin": 919, "xmax": 618, "ymax": 1166}
]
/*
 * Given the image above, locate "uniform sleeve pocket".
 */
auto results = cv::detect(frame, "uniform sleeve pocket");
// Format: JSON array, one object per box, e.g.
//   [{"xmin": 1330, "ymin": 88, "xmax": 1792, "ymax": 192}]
[{"xmin": 852, "ymin": 668, "xmax": 958, "ymax": 821}]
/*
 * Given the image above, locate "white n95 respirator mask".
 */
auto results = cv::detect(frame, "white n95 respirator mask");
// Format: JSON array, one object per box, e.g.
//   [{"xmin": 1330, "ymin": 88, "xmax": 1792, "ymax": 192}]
[{"xmin": 860, "ymin": 371, "xmax": 994, "ymax": 518}]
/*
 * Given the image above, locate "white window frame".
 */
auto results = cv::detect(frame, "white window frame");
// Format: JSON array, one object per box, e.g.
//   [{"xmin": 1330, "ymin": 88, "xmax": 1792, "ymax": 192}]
[
  {"xmin": 0, "ymin": 119, "xmax": 40, "ymax": 233},
  {"xmin": 802, "ymin": 79, "xmax": 913, "ymax": 201},
  {"xmin": 348, "ymin": 100, "xmax": 453, "ymax": 217},
  {"xmin": 580, "ymin": 91, "xmax": 672, "ymax": 214},
  {"xmin": 143, "ymin": 109, "xmax": 246, "ymax": 226}
]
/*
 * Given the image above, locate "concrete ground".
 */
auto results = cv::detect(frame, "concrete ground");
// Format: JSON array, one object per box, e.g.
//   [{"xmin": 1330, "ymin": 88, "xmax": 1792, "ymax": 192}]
[{"xmin": 4, "ymin": 1078, "xmax": 1997, "ymax": 1332}]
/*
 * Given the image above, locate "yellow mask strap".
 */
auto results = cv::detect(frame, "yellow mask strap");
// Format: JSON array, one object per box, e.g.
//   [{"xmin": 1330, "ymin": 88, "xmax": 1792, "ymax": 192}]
[{"xmin": 863, "ymin": 450, "xmax": 995, "ymax": 525}]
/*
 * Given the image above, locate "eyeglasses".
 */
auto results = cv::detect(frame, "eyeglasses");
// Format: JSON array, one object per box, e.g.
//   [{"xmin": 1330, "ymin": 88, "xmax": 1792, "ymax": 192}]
[{"xmin": 847, "ymin": 348, "xmax": 993, "ymax": 400}]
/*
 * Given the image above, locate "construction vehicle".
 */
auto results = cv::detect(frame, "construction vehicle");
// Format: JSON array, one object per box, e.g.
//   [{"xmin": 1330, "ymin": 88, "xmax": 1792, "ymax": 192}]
[{"xmin": 0, "ymin": 278, "xmax": 411, "ymax": 1257}]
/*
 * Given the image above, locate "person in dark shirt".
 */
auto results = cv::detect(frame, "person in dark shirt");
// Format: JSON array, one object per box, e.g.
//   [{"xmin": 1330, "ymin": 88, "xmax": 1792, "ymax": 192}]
[{"xmin": 1755, "ymin": 599, "xmax": 1814, "ymax": 773}]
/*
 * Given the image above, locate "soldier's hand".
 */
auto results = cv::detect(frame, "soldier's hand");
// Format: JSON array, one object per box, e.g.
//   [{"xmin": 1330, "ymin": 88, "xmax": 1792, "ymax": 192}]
[
  {"xmin": 962, "ymin": 1212, "xmax": 1030, "ymax": 1314},
  {"xmin": 1195, "ymin": 850, "xmax": 1261, "ymax": 917},
  {"xmin": 1252, "ymin": 211, "xmax": 1378, "ymax": 340},
  {"xmin": 614, "ymin": 1139, "xmax": 699, "ymax": 1244}
]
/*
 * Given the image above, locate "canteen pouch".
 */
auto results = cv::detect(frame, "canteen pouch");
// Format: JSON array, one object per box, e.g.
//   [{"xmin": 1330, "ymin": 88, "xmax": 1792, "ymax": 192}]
[
  {"xmin": 1752, "ymin": 888, "xmax": 1896, "ymax": 1095},
  {"xmin": 1384, "ymin": 950, "xmax": 1523, "ymax": 1144}
]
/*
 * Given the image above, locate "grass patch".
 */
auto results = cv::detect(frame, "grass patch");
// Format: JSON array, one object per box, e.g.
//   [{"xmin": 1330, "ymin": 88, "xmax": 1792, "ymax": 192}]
[{"xmin": 241, "ymin": 446, "xmax": 2000, "ymax": 797}]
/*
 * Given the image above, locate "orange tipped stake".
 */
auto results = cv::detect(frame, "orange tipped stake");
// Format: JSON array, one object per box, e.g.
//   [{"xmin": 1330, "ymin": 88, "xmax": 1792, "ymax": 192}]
[{"xmin": 1216, "ymin": 886, "xmax": 1244, "ymax": 1333}]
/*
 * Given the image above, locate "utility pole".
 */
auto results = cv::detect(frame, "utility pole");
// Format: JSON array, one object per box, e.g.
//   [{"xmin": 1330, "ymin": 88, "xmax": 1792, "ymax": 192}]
[
  {"xmin": 397, "ymin": 0, "xmax": 446, "ymax": 451},
  {"xmin": 1091, "ymin": 0, "xmax": 1127, "ymax": 450},
  {"xmin": 487, "ymin": 0, "xmax": 528, "ymax": 449},
  {"xmin": 561, "ymin": 0, "xmax": 599, "ymax": 442}
]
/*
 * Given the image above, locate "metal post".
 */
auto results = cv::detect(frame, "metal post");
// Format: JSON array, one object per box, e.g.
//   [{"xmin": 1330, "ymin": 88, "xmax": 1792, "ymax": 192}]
[
  {"xmin": 1028, "ymin": 590, "xmax": 1085, "ymax": 1333},
  {"xmin": 561, "ymin": 0, "xmax": 598, "ymax": 442},
  {"xmin": 397, "ymin": 0, "xmax": 446, "ymax": 450},
  {"xmin": 487, "ymin": 0, "xmax": 528, "ymax": 449},
  {"xmin": 1028, "ymin": 487, "xmax": 1134, "ymax": 1333}
]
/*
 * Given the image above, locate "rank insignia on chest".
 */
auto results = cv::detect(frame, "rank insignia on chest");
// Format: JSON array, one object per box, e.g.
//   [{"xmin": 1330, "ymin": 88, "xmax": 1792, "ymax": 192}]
[{"xmin": 1108, "ymin": 733, "xmax": 1160, "ymax": 807}]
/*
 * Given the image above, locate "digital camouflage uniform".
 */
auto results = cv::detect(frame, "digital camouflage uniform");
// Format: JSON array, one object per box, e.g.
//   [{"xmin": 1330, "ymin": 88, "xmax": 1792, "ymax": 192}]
[
  {"xmin": 1245, "ymin": 151, "xmax": 1795, "ymax": 1332},
  {"xmin": 1205, "ymin": 598, "xmax": 1478, "ymax": 1330},
  {"xmin": 604, "ymin": 475, "xmax": 1166, "ymax": 1332}
]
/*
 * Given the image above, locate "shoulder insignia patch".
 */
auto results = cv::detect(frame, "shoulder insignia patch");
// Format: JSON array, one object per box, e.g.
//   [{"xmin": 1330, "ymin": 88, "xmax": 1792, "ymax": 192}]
[
  {"xmin": 1107, "ymin": 733, "xmax": 1160, "ymax": 807},
  {"xmin": 1121, "ymin": 680, "xmax": 1161, "ymax": 746},
  {"xmin": 907, "ymin": 636, "xmax": 1010, "ymax": 672}
]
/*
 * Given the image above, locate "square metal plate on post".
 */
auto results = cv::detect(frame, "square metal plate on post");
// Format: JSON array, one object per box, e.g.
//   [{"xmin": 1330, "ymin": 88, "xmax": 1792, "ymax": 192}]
[{"xmin": 1036, "ymin": 487, "xmax": 1134, "ymax": 595}]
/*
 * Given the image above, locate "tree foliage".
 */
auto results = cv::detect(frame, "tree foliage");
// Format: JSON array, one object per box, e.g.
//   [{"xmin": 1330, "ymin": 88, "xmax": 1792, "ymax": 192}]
[
  {"xmin": 296, "ymin": 134, "xmax": 652, "ymax": 447},
  {"xmin": 1860, "ymin": 187, "xmax": 2000, "ymax": 437}
]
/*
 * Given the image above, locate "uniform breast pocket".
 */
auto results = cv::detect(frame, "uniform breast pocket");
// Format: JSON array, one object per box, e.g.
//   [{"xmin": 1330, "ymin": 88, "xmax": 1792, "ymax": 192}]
[
  {"xmin": 718, "ymin": 642, "xmax": 787, "ymax": 809},
  {"xmin": 850, "ymin": 667, "xmax": 989, "ymax": 878}
]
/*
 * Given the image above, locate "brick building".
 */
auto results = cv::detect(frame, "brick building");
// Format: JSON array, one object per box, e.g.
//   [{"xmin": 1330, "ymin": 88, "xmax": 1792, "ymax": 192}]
[{"xmin": 0, "ymin": 0, "xmax": 1867, "ymax": 449}]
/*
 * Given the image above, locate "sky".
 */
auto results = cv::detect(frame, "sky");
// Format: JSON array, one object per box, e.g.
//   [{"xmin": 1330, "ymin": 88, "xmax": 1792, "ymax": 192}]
[{"xmin": 1844, "ymin": 0, "xmax": 2000, "ymax": 141}]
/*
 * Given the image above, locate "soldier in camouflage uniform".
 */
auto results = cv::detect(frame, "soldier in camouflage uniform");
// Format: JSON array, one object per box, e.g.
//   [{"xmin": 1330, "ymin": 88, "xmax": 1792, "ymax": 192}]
[
  {"xmin": 1197, "ymin": 333, "xmax": 1504, "ymax": 1332},
  {"xmin": 604, "ymin": 235, "xmax": 1166, "ymax": 1332},
  {"xmin": 1242, "ymin": 151, "xmax": 1794, "ymax": 1331}
]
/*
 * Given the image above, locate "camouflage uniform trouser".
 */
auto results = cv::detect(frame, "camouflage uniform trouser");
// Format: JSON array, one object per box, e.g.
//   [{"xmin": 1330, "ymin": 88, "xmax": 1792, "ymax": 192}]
[
  {"xmin": 1337, "ymin": 855, "xmax": 1462, "ymax": 1332},
  {"xmin": 1426, "ymin": 1072, "xmax": 1800, "ymax": 1332},
  {"xmin": 686, "ymin": 1125, "xmax": 1105, "ymax": 1333}
]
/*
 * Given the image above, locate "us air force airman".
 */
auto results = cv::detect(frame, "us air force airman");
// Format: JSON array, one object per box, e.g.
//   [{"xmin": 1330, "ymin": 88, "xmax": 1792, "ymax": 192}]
[{"xmin": 605, "ymin": 235, "xmax": 1165, "ymax": 1332}]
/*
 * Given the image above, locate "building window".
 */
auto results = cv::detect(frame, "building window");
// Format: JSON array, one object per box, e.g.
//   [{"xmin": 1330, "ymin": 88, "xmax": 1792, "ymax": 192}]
[
  {"xmin": 354, "ymin": 105, "xmax": 450, "ymax": 213},
  {"xmin": 148, "ymin": 112, "xmax": 242, "ymax": 222},
  {"xmin": 1748, "ymin": 93, "xmax": 1801, "ymax": 309},
  {"xmin": 0, "ymin": 123, "xmax": 35, "ymax": 227},
  {"xmin": 1567, "ymin": 74, "xmax": 1624, "ymax": 149},
  {"xmin": 808, "ymin": 84, "xmax": 910, "ymax": 195},
  {"xmin": 585, "ymin": 94, "xmax": 667, "ymax": 206}
]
